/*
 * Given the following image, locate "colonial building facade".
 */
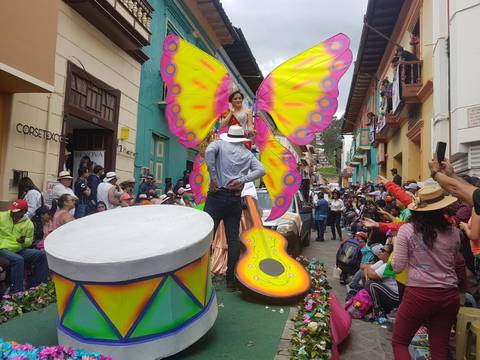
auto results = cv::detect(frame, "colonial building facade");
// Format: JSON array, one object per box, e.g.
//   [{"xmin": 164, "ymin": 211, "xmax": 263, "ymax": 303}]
[
  {"xmin": 343, "ymin": 0, "xmax": 434, "ymax": 185},
  {"xmin": 0, "ymin": 0, "xmax": 152, "ymax": 207}
]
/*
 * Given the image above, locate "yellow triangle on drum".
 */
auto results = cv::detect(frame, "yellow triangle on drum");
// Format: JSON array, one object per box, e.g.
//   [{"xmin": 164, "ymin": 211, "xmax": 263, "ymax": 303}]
[
  {"xmin": 52, "ymin": 273, "xmax": 76, "ymax": 318},
  {"xmin": 175, "ymin": 252, "xmax": 209, "ymax": 306},
  {"xmin": 84, "ymin": 277, "xmax": 162, "ymax": 337}
]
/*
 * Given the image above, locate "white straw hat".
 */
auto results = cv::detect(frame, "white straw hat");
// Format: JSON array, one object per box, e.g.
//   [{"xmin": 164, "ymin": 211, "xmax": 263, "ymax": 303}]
[
  {"xmin": 219, "ymin": 125, "xmax": 251, "ymax": 143},
  {"xmin": 103, "ymin": 171, "xmax": 118, "ymax": 182}
]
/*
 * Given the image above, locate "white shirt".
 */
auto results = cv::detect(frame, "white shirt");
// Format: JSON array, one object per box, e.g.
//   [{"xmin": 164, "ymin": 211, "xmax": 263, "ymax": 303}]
[
  {"xmin": 329, "ymin": 199, "xmax": 345, "ymax": 212},
  {"xmin": 371, "ymin": 260, "xmax": 398, "ymax": 292},
  {"xmin": 52, "ymin": 183, "xmax": 75, "ymax": 200},
  {"xmin": 24, "ymin": 189, "xmax": 43, "ymax": 218},
  {"xmin": 97, "ymin": 182, "xmax": 118, "ymax": 210},
  {"xmin": 241, "ymin": 182, "xmax": 258, "ymax": 200}
]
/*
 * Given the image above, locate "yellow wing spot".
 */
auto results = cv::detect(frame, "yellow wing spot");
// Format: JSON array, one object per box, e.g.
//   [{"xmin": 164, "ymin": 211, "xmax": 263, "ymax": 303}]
[
  {"xmin": 291, "ymin": 80, "xmax": 313, "ymax": 90},
  {"xmin": 283, "ymin": 101, "xmax": 305, "ymax": 107},
  {"xmin": 192, "ymin": 79, "xmax": 209, "ymax": 91},
  {"xmin": 199, "ymin": 59, "xmax": 217, "ymax": 73},
  {"xmin": 293, "ymin": 56, "xmax": 318, "ymax": 70}
]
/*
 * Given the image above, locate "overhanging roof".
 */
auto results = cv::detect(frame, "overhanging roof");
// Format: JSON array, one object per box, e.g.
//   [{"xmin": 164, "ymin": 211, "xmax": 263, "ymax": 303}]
[
  {"xmin": 342, "ymin": 0, "xmax": 405, "ymax": 134},
  {"xmin": 197, "ymin": 0, "xmax": 237, "ymax": 45},
  {"xmin": 223, "ymin": 27, "xmax": 264, "ymax": 93}
]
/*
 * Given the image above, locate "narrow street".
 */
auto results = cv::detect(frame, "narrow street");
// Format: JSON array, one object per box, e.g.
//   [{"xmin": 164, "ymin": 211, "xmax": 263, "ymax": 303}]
[{"xmin": 302, "ymin": 231, "xmax": 394, "ymax": 360}]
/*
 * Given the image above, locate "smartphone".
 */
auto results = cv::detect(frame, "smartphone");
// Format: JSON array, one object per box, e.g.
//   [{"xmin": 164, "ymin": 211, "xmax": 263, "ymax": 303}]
[{"xmin": 436, "ymin": 141, "xmax": 447, "ymax": 163}]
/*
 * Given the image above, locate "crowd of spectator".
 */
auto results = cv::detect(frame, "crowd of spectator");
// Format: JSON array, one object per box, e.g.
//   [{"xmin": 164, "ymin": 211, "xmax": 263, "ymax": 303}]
[
  {"xmin": 0, "ymin": 163, "xmax": 195, "ymax": 296},
  {"xmin": 312, "ymin": 161, "xmax": 480, "ymax": 359}
]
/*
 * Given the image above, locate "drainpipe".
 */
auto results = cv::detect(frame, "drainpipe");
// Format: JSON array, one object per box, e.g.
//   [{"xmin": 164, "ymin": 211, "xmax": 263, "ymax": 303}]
[
  {"xmin": 43, "ymin": 93, "xmax": 53, "ymax": 192},
  {"xmin": 447, "ymin": 0, "xmax": 452, "ymax": 157}
]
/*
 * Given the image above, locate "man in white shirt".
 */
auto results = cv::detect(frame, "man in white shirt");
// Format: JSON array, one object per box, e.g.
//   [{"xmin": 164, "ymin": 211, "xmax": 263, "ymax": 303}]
[
  {"xmin": 52, "ymin": 171, "xmax": 77, "ymax": 215},
  {"xmin": 97, "ymin": 172, "xmax": 120, "ymax": 210},
  {"xmin": 52, "ymin": 171, "xmax": 76, "ymax": 200}
]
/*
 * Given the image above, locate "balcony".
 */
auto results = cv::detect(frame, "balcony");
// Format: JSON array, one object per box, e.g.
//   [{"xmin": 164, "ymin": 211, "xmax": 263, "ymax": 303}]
[
  {"xmin": 399, "ymin": 60, "xmax": 422, "ymax": 104},
  {"xmin": 65, "ymin": 0, "xmax": 153, "ymax": 63},
  {"xmin": 354, "ymin": 128, "xmax": 370, "ymax": 153}
]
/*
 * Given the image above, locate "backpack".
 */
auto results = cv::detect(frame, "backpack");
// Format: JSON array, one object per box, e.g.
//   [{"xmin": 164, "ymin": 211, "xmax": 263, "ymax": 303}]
[
  {"xmin": 344, "ymin": 289, "xmax": 373, "ymax": 319},
  {"xmin": 336, "ymin": 239, "xmax": 361, "ymax": 267}
]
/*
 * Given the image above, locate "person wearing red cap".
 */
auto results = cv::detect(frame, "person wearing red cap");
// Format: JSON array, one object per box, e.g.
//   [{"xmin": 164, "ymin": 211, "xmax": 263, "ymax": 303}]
[{"xmin": 0, "ymin": 199, "xmax": 49, "ymax": 293}]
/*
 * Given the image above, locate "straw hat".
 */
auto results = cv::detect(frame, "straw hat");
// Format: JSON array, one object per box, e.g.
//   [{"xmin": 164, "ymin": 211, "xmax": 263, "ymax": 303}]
[
  {"xmin": 103, "ymin": 172, "xmax": 117, "ymax": 183},
  {"xmin": 219, "ymin": 125, "xmax": 251, "ymax": 143},
  {"xmin": 58, "ymin": 171, "xmax": 73, "ymax": 180},
  {"xmin": 408, "ymin": 185, "xmax": 457, "ymax": 212}
]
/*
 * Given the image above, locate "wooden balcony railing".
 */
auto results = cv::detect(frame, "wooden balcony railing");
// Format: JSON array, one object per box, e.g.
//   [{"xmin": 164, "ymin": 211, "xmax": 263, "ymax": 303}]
[
  {"xmin": 65, "ymin": 0, "xmax": 153, "ymax": 63},
  {"xmin": 400, "ymin": 60, "xmax": 423, "ymax": 103}
]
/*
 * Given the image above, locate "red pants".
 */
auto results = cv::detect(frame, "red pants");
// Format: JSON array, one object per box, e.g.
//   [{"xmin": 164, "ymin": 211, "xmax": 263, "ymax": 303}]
[{"xmin": 392, "ymin": 286, "xmax": 460, "ymax": 360}]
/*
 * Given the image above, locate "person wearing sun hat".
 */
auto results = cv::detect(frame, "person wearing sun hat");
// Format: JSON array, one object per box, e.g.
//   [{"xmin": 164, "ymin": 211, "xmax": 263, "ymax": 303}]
[
  {"xmin": 391, "ymin": 185, "xmax": 461, "ymax": 359},
  {"xmin": 52, "ymin": 170, "xmax": 77, "ymax": 202},
  {"xmin": 96, "ymin": 172, "xmax": 120, "ymax": 210},
  {"xmin": 0, "ymin": 200, "xmax": 49, "ymax": 293},
  {"xmin": 204, "ymin": 125, "xmax": 265, "ymax": 290}
]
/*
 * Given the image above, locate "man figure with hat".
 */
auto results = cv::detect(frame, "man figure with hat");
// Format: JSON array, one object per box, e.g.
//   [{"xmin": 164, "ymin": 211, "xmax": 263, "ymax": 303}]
[
  {"xmin": 0, "ymin": 200, "xmax": 49, "ymax": 293},
  {"xmin": 204, "ymin": 125, "xmax": 265, "ymax": 290},
  {"xmin": 390, "ymin": 168, "xmax": 402, "ymax": 187},
  {"xmin": 97, "ymin": 172, "xmax": 120, "ymax": 210},
  {"xmin": 136, "ymin": 174, "xmax": 158, "ymax": 202},
  {"xmin": 52, "ymin": 171, "xmax": 77, "ymax": 201}
]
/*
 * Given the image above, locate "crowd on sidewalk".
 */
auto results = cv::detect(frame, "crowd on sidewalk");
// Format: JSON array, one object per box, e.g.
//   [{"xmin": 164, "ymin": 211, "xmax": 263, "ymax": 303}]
[
  {"xmin": 0, "ymin": 163, "xmax": 197, "ymax": 297},
  {"xmin": 312, "ymin": 164, "xmax": 480, "ymax": 359}
]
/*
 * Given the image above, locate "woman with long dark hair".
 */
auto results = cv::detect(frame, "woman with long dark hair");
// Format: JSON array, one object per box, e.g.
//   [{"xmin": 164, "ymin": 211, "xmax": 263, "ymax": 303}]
[
  {"xmin": 220, "ymin": 90, "xmax": 254, "ymax": 137},
  {"xmin": 391, "ymin": 185, "xmax": 460, "ymax": 359},
  {"xmin": 17, "ymin": 177, "xmax": 43, "ymax": 219}
]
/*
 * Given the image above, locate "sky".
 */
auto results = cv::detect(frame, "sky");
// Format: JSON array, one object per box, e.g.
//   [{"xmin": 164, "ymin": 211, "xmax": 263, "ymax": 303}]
[{"xmin": 221, "ymin": 0, "xmax": 368, "ymax": 117}]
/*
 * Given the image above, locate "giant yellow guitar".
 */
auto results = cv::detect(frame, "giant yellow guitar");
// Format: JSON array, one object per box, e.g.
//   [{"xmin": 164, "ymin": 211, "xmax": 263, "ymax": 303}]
[{"xmin": 236, "ymin": 196, "xmax": 310, "ymax": 299}]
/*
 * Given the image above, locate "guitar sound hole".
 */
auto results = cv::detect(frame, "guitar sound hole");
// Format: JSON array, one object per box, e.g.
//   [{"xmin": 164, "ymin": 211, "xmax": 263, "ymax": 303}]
[{"xmin": 259, "ymin": 258, "xmax": 285, "ymax": 277}]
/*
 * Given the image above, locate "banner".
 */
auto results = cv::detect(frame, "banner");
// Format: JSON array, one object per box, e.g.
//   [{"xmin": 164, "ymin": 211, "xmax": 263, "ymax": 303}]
[{"xmin": 73, "ymin": 150, "xmax": 105, "ymax": 181}]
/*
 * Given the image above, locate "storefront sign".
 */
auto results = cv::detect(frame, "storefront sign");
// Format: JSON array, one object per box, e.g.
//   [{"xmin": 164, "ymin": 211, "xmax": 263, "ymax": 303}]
[
  {"xmin": 468, "ymin": 106, "xmax": 480, "ymax": 128},
  {"xmin": 117, "ymin": 144, "xmax": 136, "ymax": 157},
  {"xmin": 16, "ymin": 123, "xmax": 68, "ymax": 143}
]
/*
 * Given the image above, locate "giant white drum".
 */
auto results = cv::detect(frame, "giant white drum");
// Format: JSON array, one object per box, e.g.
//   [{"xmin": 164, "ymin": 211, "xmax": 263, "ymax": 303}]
[{"xmin": 45, "ymin": 205, "xmax": 216, "ymax": 360}]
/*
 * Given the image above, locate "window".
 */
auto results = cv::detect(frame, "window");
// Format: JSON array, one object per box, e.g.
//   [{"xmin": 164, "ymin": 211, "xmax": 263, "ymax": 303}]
[{"xmin": 150, "ymin": 134, "xmax": 167, "ymax": 187}]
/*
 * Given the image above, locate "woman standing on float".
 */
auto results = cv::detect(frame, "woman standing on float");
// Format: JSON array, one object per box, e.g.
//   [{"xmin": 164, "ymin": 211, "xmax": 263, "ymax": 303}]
[{"xmin": 220, "ymin": 90, "xmax": 255, "ymax": 138}]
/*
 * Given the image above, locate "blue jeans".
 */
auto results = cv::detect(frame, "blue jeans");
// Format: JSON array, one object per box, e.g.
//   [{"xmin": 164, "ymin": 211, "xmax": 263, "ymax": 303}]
[
  {"xmin": 204, "ymin": 191, "xmax": 242, "ymax": 282},
  {"xmin": 349, "ymin": 269, "xmax": 363, "ymax": 291},
  {"xmin": 75, "ymin": 203, "xmax": 88, "ymax": 219},
  {"xmin": 0, "ymin": 249, "xmax": 49, "ymax": 293},
  {"xmin": 315, "ymin": 218, "xmax": 326, "ymax": 241}
]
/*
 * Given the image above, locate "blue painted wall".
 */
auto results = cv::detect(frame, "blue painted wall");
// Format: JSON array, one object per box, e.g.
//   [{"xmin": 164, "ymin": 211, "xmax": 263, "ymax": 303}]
[{"xmin": 135, "ymin": 0, "xmax": 207, "ymax": 189}]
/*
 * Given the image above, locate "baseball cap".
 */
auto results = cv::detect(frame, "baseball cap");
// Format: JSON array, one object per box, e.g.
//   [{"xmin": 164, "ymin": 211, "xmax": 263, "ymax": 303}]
[{"xmin": 8, "ymin": 199, "xmax": 28, "ymax": 213}]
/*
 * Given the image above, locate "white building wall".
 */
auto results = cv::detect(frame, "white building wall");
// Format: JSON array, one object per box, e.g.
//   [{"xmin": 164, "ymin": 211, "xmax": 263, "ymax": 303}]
[
  {"xmin": 432, "ymin": 0, "xmax": 450, "ymax": 154},
  {"xmin": 449, "ymin": 0, "xmax": 480, "ymax": 175},
  {"xmin": 341, "ymin": 136, "xmax": 353, "ymax": 170},
  {"xmin": 0, "ymin": 3, "xmax": 141, "ymax": 200}
]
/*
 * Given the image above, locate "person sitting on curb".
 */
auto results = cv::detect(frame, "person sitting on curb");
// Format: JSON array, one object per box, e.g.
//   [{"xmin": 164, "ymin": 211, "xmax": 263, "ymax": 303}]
[{"xmin": 0, "ymin": 200, "xmax": 49, "ymax": 293}]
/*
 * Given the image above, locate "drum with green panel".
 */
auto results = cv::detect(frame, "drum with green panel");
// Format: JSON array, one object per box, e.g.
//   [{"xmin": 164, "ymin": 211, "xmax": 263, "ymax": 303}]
[{"xmin": 45, "ymin": 206, "xmax": 216, "ymax": 360}]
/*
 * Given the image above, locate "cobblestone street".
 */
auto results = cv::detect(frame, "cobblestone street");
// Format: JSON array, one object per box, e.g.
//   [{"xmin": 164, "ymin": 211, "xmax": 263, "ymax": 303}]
[{"xmin": 301, "ymin": 232, "xmax": 394, "ymax": 360}]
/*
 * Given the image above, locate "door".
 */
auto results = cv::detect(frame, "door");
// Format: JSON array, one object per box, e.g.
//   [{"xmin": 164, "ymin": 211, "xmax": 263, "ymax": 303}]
[
  {"xmin": 72, "ymin": 129, "xmax": 115, "ymax": 172},
  {"xmin": 150, "ymin": 134, "xmax": 166, "ymax": 191}
]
